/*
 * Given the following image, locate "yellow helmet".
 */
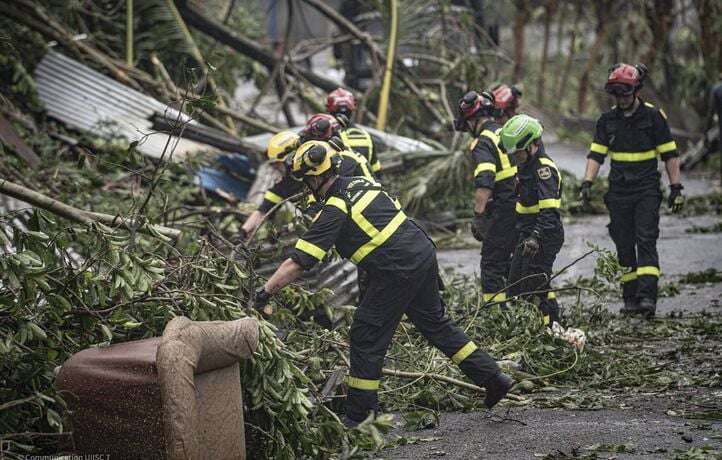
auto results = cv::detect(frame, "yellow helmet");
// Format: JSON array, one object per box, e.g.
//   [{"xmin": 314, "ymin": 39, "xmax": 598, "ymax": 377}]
[
  {"xmin": 289, "ymin": 140, "xmax": 338, "ymax": 180},
  {"xmin": 266, "ymin": 130, "xmax": 300, "ymax": 162}
]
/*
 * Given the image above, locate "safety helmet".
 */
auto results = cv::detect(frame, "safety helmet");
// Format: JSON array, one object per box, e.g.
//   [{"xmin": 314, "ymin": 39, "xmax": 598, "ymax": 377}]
[
  {"xmin": 605, "ymin": 63, "xmax": 647, "ymax": 96},
  {"xmin": 453, "ymin": 90, "xmax": 495, "ymax": 131},
  {"xmin": 326, "ymin": 87, "xmax": 356, "ymax": 115},
  {"xmin": 288, "ymin": 140, "xmax": 339, "ymax": 180},
  {"xmin": 491, "ymin": 84, "xmax": 522, "ymax": 111},
  {"xmin": 499, "ymin": 114, "xmax": 543, "ymax": 153},
  {"xmin": 301, "ymin": 113, "xmax": 344, "ymax": 142},
  {"xmin": 266, "ymin": 130, "xmax": 300, "ymax": 162}
]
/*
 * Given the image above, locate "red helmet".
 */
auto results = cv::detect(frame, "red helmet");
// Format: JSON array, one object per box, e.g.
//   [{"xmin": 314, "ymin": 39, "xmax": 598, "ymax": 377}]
[
  {"xmin": 326, "ymin": 87, "xmax": 356, "ymax": 114},
  {"xmin": 491, "ymin": 84, "xmax": 521, "ymax": 110},
  {"xmin": 453, "ymin": 91, "xmax": 494, "ymax": 131},
  {"xmin": 605, "ymin": 63, "xmax": 647, "ymax": 95},
  {"xmin": 302, "ymin": 113, "xmax": 342, "ymax": 141}
]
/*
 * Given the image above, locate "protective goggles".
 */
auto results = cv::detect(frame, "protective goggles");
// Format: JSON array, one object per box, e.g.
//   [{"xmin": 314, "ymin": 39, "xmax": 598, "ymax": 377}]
[{"xmin": 605, "ymin": 83, "xmax": 635, "ymax": 96}]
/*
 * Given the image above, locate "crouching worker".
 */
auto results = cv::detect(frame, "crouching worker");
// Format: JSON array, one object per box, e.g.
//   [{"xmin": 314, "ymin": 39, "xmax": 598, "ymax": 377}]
[
  {"xmin": 500, "ymin": 115, "xmax": 564, "ymax": 326},
  {"xmin": 253, "ymin": 141, "xmax": 514, "ymax": 426}
]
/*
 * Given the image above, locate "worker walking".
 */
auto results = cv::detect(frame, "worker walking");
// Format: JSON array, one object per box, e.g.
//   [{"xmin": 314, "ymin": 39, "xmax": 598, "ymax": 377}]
[
  {"xmin": 580, "ymin": 64, "xmax": 684, "ymax": 318},
  {"xmin": 253, "ymin": 141, "xmax": 514, "ymax": 426},
  {"xmin": 327, "ymin": 88, "xmax": 381, "ymax": 173},
  {"xmin": 454, "ymin": 90, "xmax": 518, "ymax": 304},
  {"xmin": 500, "ymin": 115, "xmax": 564, "ymax": 326}
]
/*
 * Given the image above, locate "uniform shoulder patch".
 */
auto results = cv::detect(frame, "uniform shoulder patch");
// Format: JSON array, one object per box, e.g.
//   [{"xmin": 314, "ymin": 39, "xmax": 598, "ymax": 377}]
[{"xmin": 537, "ymin": 166, "xmax": 552, "ymax": 180}]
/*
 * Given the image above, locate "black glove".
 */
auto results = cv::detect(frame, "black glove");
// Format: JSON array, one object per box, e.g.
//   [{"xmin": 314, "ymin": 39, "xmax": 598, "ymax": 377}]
[
  {"xmin": 521, "ymin": 233, "xmax": 540, "ymax": 257},
  {"xmin": 579, "ymin": 180, "xmax": 593, "ymax": 204},
  {"xmin": 668, "ymin": 184, "xmax": 684, "ymax": 213},
  {"xmin": 253, "ymin": 287, "xmax": 273, "ymax": 317},
  {"xmin": 471, "ymin": 212, "xmax": 492, "ymax": 242}
]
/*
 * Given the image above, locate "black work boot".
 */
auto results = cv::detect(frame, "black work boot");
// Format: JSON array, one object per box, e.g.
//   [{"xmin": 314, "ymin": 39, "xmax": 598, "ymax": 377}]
[
  {"xmin": 638, "ymin": 298, "xmax": 656, "ymax": 319},
  {"xmin": 620, "ymin": 298, "xmax": 640, "ymax": 316},
  {"xmin": 484, "ymin": 372, "xmax": 515, "ymax": 409}
]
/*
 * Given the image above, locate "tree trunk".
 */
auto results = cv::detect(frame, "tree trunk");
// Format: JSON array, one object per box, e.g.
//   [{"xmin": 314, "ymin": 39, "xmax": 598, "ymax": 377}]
[
  {"xmin": 557, "ymin": 1, "xmax": 582, "ymax": 100},
  {"xmin": 512, "ymin": 0, "xmax": 531, "ymax": 82},
  {"xmin": 174, "ymin": 0, "xmax": 339, "ymax": 92},
  {"xmin": 577, "ymin": 1, "xmax": 614, "ymax": 114},
  {"xmin": 537, "ymin": 0, "xmax": 557, "ymax": 106},
  {"xmin": 693, "ymin": 0, "xmax": 722, "ymax": 81}
]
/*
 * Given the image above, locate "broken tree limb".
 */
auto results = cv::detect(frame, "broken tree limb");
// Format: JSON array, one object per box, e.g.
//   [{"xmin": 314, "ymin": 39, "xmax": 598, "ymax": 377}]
[
  {"xmin": 175, "ymin": 0, "xmax": 339, "ymax": 92},
  {"xmin": 0, "ymin": 114, "xmax": 41, "ymax": 167},
  {"xmin": 381, "ymin": 367, "xmax": 525, "ymax": 401},
  {"xmin": 0, "ymin": 179, "xmax": 181, "ymax": 241}
]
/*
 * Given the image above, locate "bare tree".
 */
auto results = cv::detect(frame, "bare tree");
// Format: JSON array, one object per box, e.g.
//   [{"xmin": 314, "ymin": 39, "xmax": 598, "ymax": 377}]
[
  {"xmin": 512, "ymin": 0, "xmax": 531, "ymax": 82},
  {"xmin": 577, "ymin": 0, "xmax": 615, "ymax": 114}
]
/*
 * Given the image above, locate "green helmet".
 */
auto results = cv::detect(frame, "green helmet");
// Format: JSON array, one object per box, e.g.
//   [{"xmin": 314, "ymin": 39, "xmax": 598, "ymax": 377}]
[{"xmin": 499, "ymin": 114, "xmax": 543, "ymax": 153}]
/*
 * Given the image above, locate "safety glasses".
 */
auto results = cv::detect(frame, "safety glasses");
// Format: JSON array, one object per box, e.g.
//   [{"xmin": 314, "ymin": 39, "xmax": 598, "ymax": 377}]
[{"xmin": 605, "ymin": 83, "xmax": 634, "ymax": 96}]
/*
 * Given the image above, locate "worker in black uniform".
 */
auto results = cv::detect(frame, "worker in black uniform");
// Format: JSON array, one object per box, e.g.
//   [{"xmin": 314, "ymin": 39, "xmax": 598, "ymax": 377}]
[
  {"xmin": 327, "ymin": 87, "xmax": 381, "ymax": 174},
  {"xmin": 491, "ymin": 83, "xmax": 523, "ymax": 124},
  {"xmin": 580, "ymin": 63, "xmax": 684, "ymax": 318},
  {"xmin": 500, "ymin": 114, "xmax": 564, "ymax": 326},
  {"xmin": 454, "ymin": 91, "xmax": 518, "ymax": 304},
  {"xmin": 253, "ymin": 142, "xmax": 514, "ymax": 426},
  {"xmin": 240, "ymin": 117, "xmax": 375, "ymax": 240}
]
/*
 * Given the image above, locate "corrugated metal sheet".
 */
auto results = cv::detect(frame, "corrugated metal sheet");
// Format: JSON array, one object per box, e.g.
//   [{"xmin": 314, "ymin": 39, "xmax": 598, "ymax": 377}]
[
  {"xmin": 35, "ymin": 51, "xmax": 216, "ymax": 160},
  {"xmin": 242, "ymin": 124, "xmax": 435, "ymax": 154}
]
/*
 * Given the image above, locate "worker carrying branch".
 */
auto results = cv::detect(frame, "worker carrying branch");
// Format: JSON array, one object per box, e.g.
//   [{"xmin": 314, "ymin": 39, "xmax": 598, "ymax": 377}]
[
  {"xmin": 253, "ymin": 142, "xmax": 514, "ymax": 427},
  {"xmin": 454, "ymin": 90, "xmax": 518, "ymax": 304},
  {"xmin": 579, "ymin": 63, "xmax": 684, "ymax": 318},
  {"xmin": 500, "ymin": 115, "xmax": 564, "ymax": 326}
]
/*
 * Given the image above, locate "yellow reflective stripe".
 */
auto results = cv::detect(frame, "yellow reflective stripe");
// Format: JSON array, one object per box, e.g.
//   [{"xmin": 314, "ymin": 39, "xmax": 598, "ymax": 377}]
[
  {"xmin": 483, "ymin": 292, "xmax": 507, "ymax": 302},
  {"xmin": 539, "ymin": 198, "xmax": 561, "ymax": 209},
  {"xmin": 294, "ymin": 239, "xmax": 326, "ymax": 261},
  {"xmin": 481, "ymin": 129, "xmax": 500, "ymax": 145},
  {"xmin": 350, "ymin": 211, "xmax": 406, "ymax": 263},
  {"xmin": 264, "ymin": 191, "xmax": 283, "ymax": 204},
  {"xmin": 469, "ymin": 138, "xmax": 479, "ymax": 151},
  {"xmin": 351, "ymin": 190, "xmax": 381, "ymax": 238},
  {"xmin": 516, "ymin": 202, "xmax": 539, "ymax": 214},
  {"xmin": 495, "ymin": 166, "xmax": 517, "ymax": 181},
  {"xmin": 341, "ymin": 151, "xmax": 373, "ymax": 179},
  {"xmin": 590, "ymin": 143, "xmax": 609, "ymax": 155},
  {"xmin": 621, "ymin": 271, "xmax": 638, "ymax": 283},
  {"xmin": 451, "ymin": 341, "xmax": 478, "ymax": 365},
  {"xmin": 371, "ymin": 161, "xmax": 381, "ymax": 172},
  {"xmin": 656, "ymin": 141, "xmax": 676, "ymax": 153},
  {"xmin": 543, "ymin": 315, "xmax": 550, "ymax": 325},
  {"xmin": 547, "ymin": 291, "xmax": 556, "ymax": 300},
  {"xmin": 474, "ymin": 162, "xmax": 496, "ymax": 177},
  {"xmin": 637, "ymin": 266, "xmax": 660, "ymax": 277},
  {"xmin": 326, "ymin": 197, "xmax": 348, "ymax": 213},
  {"xmin": 347, "ymin": 376, "xmax": 380, "ymax": 391},
  {"xmin": 610, "ymin": 150, "xmax": 657, "ymax": 162}
]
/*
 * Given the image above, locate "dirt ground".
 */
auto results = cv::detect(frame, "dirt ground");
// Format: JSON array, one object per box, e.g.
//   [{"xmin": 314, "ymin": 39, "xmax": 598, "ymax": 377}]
[{"xmin": 388, "ymin": 142, "xmax": 722, "ymax": 459}]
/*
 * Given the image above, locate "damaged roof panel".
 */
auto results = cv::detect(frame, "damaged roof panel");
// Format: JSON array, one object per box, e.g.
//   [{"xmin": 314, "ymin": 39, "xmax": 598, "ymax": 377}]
[{"xmin": 35, "ymin": 51, "xmax": 216, "ymax": 159}]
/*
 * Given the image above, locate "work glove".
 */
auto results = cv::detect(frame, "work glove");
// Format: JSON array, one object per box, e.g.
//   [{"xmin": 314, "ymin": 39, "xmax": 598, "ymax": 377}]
[
  {"xmin": 579, "ymin": 180, "xmax": 593, "ymax": 205},
  {"xmin": 668, "ymin": 184, "xmax": 685, "ymax": 213},
  {"xmin": 521, "ymin": 233, "xmax": 540, "ymax": 257},
  {"xmin": 253, "ymin": 287, "xmax": 274, "ymax": 317},
  {"xmin": 471, "ymin": 212, "xmax": 492, "ymax": 242}
]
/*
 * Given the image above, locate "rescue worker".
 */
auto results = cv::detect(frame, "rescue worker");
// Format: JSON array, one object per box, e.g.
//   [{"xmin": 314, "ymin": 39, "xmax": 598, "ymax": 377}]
[
  {"xmin": 253, "ymin": 141, "xmax": 514, "ymax": 426},
  {"xmin": 240, "ymin": 117, "xmax": 376, "ymax": 240},
  {"xmin": 454, "ymin": 91, "xmax": 518, "ymax": 304},
  {"xmin": 491, "ymin": 84, "xmax": 522, "ymax": 124},
  {"xmin": 327, "ymin": 87, "xmax": 381, "ymax": 173},
  {"xmin": 500, "ymin": 115, "xmax": 564, "ymax": 326},
  {"xmin": 579, "ymin": 64, "xmax": 684, "ymax": 318}
]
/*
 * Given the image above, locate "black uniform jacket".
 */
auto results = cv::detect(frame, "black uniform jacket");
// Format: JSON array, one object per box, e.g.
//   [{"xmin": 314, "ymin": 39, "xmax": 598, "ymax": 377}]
[
  {"xmin": 469, "ymin": 120, "xmax": 518, "ymax": 207},
  {"xmin": 290, "ymin": 176, "xmax": 433, "ymax": 274},
  {"xmin": 588, "ymin": 101, "xmax": 678, "ymax": 191}
]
